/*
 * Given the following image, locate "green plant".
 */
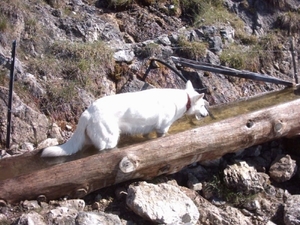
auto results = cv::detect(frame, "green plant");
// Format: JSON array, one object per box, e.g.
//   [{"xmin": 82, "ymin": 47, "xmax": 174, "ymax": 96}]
[
  {"xmin": 45, "ymin": 40, "xmax": 114, "ymax": 91},
  {"xmin": 0, "ymin": 15, "xmax": 8, "ymax": 32},
  {"xmin": 177, "ymin": 37, "xmax": 207, "ymax": 61},
  {"xmin": 204, "ymin": 174, "xmax": 257, "ymax": 207},
  {"xmin": 39, "ymin": 81, "xmax": 78, "ymax": 121},
  {"xmin": 107, "ymin": 0, "xmax": 133, "ymax": 9},
  {"xmin": 0, "ymin": 70, "xmax": 9, "ymax": 87},
  {"xmin": 138, "ymin": 42, "xmax": 161, "ymax": 58},
  {"xmin": 220, "ymin": 44, "xmax": 260, "ymax": 72},
  {"xmin": 195, "ymin": 5, "xmax": 245, "ymax": 37},
  {"xmin": 264, "ymin": 0, "xmax": 285, "ymax": 8},
  {"xmin": 25, "ymin": 40, "xmax": 114, "ymax": 122},
  {"xmin": 276, "ymin": 11, "xmax": 300, "ymax": 35},
  {"xmin": 180, "ymin": 0, "xmax": 208, "ymax": 23},
  {"xmin": 235, "ymin": 32, "xmax": 258, "ymax": 45},
  {"xmin": 256, "ymin": 32, "xmax": 284, "ymax": 68}
]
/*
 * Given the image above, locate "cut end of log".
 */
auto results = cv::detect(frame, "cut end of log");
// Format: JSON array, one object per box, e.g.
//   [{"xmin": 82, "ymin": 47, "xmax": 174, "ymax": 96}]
[{"xmin": 119, "ymin": 155, "xmax": 139, "ymax": 173}]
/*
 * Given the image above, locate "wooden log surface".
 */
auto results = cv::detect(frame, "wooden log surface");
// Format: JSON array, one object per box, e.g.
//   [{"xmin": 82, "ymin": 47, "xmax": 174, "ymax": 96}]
[{"xmin": 1, "ymin": 87, "xmax": 300, "ymax": 203}]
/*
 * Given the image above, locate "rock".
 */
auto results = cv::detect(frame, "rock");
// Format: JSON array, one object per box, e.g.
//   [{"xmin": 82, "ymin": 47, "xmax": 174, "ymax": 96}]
[
  {"xmin": 20, "ymin": 142, "xmax": 35, "ymax": 151},
  {"xmin": 0, "ymin": 214, "xmax": 8, "ymax": 223},
  {"xmin": 223, "ymin": 161, "xmax": 268, "ymax": 194},
  {"xmin": 269, "ymin": 154, "xmax": 297, "ymax": 182},
  {"xmin": 14, "ymin": 211, "xmax": 46, "ymax": 225},
  {"xmin": 243, "ymin": 199, "xmax": 261, "ymax": 211},
  {"xmin": 19, "ymin": 73, "xmax": 45, "ymax": 97},
  {"xmin": 220, "ymin": 25, "xmax": 235, "ymax": 44},
  {"xmin": 65, "ymin": 124, "xmax": 73, "ymax": 131},
  {"xmin": 46, "ymin": 207, "xmax": 78, "ymax": 224},
  {"xmin": 0, "ymin": 87, "xmax": 49, "ymax": 150},
  {"xmin": 119, "ymin": 78, "xmax": 150, "ymax": 93},
  {"xmin": 284, "ymin": 195, "xmax": 300, "ymax": 225},
  {"xmin": 208, "ymin": 35, "xmax": 223, "ymax": 54},
  {"xmin": 190, "ymin": 191, "xmax": 253, "ymax": 225},
  {"xmin": 50, "ymin": 199, "xmax": 85, "ymax": 211},
  {"xmin": 113, "ymin": 49, "xmax": 135, "ymax": 62},
  {"xmin": 48, "ymin": 123, "xmax": 64, "ymax": 142},
  {"xmin": 75, "ymin": 212, "xmax": 122, "ymax": 225},
  {"xmin": 157, "ymin": 34, "xmax": 171, "ymax": 46},
  {"xmin": 126, "ymin": 181, "xmax": 199, "ymax": 225},
  {"xmin": 37, "ymin": 138, "xmax": 59, "ymax": 149},
  {"xmin": 187, "ymin": 173, "xmax": 203, "ymax": 191},
  {"xmin": 22, "ymin": 200, "xmax": 41, "ymax": 211}
]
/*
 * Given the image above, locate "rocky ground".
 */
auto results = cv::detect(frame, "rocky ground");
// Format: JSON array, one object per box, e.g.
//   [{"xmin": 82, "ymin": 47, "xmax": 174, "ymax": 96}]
[
  {"xmin": 0, "ymin": 0, "xmax": 300, "ymax": 224},
  {"xmin": 0, "ymin": 139, "xmax": 300, "ymax": 224}
]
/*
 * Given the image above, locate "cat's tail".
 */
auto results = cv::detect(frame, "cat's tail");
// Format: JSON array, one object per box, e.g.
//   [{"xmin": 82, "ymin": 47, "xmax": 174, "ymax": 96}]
[{"xmin": 41, "ymin": 111, "xmax": 90, "ymax": 157}]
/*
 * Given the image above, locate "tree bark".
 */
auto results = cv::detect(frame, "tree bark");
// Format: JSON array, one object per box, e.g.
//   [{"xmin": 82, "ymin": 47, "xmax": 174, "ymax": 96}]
[{"xmin": 0, "ymin": 87, "xmax": 300, "ymax": 203}]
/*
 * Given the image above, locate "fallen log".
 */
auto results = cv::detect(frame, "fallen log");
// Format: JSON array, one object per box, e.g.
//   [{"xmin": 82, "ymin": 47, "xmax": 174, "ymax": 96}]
[{"xmin": 1, "ymin": 87, "xmax": 300, "ymax": 203}]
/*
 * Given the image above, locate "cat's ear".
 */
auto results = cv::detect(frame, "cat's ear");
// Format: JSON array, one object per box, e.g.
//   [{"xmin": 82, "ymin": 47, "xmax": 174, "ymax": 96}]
[{"xmin": 185, "ymin": 80, "xmax": 194, "ymax": 90}]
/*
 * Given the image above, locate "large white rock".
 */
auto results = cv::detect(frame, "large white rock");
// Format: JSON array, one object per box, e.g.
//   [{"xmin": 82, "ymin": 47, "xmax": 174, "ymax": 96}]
[{"xmin": 126, "ymin": 181, "xmax": 199, "ymax": 225}]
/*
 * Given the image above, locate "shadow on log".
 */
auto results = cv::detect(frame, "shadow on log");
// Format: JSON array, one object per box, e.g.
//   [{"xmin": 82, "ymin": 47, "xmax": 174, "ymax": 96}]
[{"xmin": 1, "ymin": 87, "xmax": 300, "ymax": 203}]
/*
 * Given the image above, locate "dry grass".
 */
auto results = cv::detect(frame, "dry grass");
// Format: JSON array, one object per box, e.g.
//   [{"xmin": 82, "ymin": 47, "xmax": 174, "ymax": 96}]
[
  {"xmin": 220, "ymin": 44, "xmax": 260, "ymax": 72},
  {"xmin": 176, "ymin": 36, "xmax": 208, "ymax": 61},
  {"xmin": 276, "ymin": 11, "xmax": 300, "ymax": 35}
]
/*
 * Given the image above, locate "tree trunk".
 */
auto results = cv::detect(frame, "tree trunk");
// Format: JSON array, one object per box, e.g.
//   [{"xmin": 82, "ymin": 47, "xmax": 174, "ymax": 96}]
[{"xmin": 1, "ymin": 87, "xmax": 300, "ymax": 203}]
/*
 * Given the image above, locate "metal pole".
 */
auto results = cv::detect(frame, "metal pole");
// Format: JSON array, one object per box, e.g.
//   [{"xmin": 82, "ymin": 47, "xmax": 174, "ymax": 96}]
[
  {"xmin": 291, "ymin": 37, "xmax": 298, "ymax": 84},
  {"xmin": 6, "ymin": 40, "xmax": 16, "ymax": 149}
]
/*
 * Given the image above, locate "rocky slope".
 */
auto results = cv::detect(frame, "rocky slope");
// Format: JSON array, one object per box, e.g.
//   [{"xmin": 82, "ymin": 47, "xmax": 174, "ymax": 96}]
[
  {"xmin": 0, "ymin": 0, "xmax": 299, "ymax": 149},
  {"xmin": 0, "ymin": 0, "xmax": 300, "ymax": 224}
]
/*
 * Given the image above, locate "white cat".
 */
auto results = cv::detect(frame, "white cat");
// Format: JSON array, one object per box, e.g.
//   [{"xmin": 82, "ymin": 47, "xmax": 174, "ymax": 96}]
[{"xmin": 41, "ymin": 80, "xmax": 209, "ymax": 157}]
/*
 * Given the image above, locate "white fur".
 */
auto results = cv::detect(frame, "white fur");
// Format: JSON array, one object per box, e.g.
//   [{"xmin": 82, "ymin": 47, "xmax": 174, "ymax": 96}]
[{"xmin": 41, "ymin": 81, "xmax": 209, "ymax": 157}]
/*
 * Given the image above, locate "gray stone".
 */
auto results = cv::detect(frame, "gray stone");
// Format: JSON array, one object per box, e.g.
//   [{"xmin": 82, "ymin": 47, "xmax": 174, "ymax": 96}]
[
  {"xmin": 243, "ymin": 199, "xmax": 261, "ymax": 211},
  {"xmin": 223, "ymin": 161, "xmax": 268, "ymax": 194},
  {"xmin": 46, "ymin": 207, "xmax": 78, "ymax": 225},
  {"xmin": 269, "ymin": 154, "xmax": 297, "ymax": 182},
  {"xmin": 50, "ymin": 199, "xmax": 85, "ymax": 211},
  {"xmin": 126, "ymin": 181, "xmax": 199, "ymax": 225},
  {"xmin": 22, "ymin": 200, "xmax": 41, "ymax": 211},
  {"xmin": 15, "ymin": 211, "xmax": 46, "ymax": 225},
  {"xmin": 37, "ymin": 138, "xmax": 59, "ymax": 149},
  {"xmin": 0, "ymin": 214, "xmax": 8, "ymax": 223},
  {"xmin": 220, "ymin": 26, "xmax": 235, "ymax": 44},
  {"xmin": 187, "ymin": 173, "xmax": 203, "ymax": 191},
  {"xmin": 20, "ymin": 142, "xmax": 35, "ymax": 152},
  {"xmin": 48, "ymin": 123, "xmax": 64, "ymax": 142},
  {"xmin": 192, "ymin": 192, "xmax": 253, "ymax": 225},
  {"xmin": 157, "ymin": 34, "xmax": 171, "ymax": 46},
  {"xmin": 284, "ymin": 195, "xmax": 300, "ymax": 225},
  {"xmin": 208, "ymin": 36, "xmax": 223, "ymax": 54},
  {"xmin": 75, "ymin": 212, "xmax": 122, "ymax": 225},
  {"xmin": 0, "ymin": 87, "xmax": 49, "ymax": 150},
  {"xmin": 113, "ymin": 49, "xmax": 135, "ymax": 62}
]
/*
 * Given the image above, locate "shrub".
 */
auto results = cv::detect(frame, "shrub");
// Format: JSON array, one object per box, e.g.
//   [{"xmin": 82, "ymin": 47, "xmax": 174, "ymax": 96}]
[
  {"xmin": 0, "ymin": 16, "xmax": 8, "ymax": 32},
  {"xmin": 220, "ymin": 44, "xmax": 260, "ymax": 72},
  {"xmin": 204, "ymin": 174, "xmax": 257, "ymax": 207},
  {"xmin": 256, "ymin": 32, "xmax": 284, "ymax": 67},
  {"xmin": 276, "ymin": 11, "xmax": 300, "ymax": 35},
  {"xmin": 136, "ymin": 42, "xmax": 161, "ymax": 58},
  {"xmin": 180, "ymin": 0, "xmax": 207, "ymax": 23},
  {"xmin": 177, "ymin": 36, "xmax": 207, "ymax": 61},
  {"xmin": 25, "ymin": 40, "xmax": 114, "ymax": 121},
  {"xmin": 44, "ymin": 41, "xmax": 114, "ymax": 91},
  {"xmin": 264, "ymin": 0, "xmax": 285, "ymax": 8}
]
